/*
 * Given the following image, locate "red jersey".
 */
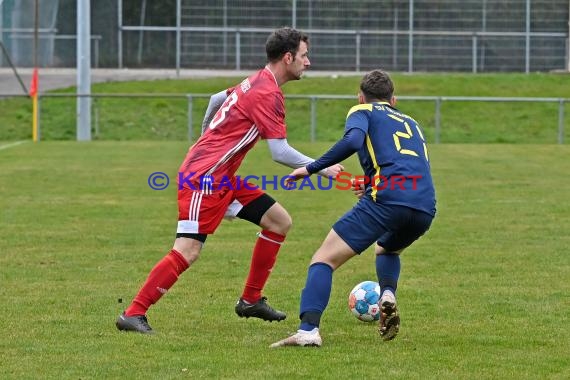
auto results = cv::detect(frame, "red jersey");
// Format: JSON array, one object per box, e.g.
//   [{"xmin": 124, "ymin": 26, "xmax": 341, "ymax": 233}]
[{"xmin": 178, "ymin": 68, "xmax": 287, "ymax": 191}]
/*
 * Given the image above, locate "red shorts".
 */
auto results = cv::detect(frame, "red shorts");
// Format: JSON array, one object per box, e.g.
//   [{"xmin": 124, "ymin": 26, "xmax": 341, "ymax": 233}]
[{"xmin": 177, "ymin": 176, "xmax": 265, "ymax": 234}]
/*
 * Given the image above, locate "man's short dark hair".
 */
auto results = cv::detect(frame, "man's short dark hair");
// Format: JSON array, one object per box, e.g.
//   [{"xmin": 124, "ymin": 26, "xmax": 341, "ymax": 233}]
[
  {"xmin": 265, "ymin": 27, "xmax": 309, "ymax": 62},
  {"xmin": 360, "ymin": 70, "xmax": 394, "ymax": 102}
]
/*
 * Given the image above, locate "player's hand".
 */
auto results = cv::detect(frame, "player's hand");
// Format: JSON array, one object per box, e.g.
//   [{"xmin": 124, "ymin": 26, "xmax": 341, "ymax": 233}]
[
  {"xmin": 285, "ymin": 167, "xmax": 310, "ymax": 188},
  {"xmin": 323, "ymin": 163, "xmax": 344, "ymax": 179},
  {"xmin": 351, "ymin": 178, "xmax": 365, "ymax": 199}
]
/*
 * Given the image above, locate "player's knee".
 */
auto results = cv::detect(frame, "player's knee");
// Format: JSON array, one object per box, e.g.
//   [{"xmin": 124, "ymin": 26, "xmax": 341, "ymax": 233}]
[
  {"xmin": 273, "ymin": 211, "xmax": 292, "ymax": 235},
  {"xmin": 173, "ymin": 237, "xmax": 204, "ymax": 264},
  {"xmin": 181, "ymin": 250, "xmax": 201, "ymax": 264},
  {"xmin": 172, "ymin": 246, "xmax": 201, "ymax": 265},
  {"xmin": 261, "ymin": 203, "xmax": 292, "ymax": 235}
]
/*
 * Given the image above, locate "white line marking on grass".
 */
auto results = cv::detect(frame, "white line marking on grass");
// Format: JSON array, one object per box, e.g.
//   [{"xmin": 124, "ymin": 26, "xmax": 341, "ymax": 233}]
[{"xmin": 0, "ymin": 140, "xmax": 28, "ymax": 151}]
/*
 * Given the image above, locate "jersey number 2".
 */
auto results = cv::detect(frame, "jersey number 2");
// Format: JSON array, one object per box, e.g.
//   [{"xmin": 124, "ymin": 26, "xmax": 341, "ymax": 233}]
[{"xmin": 388, "ymin": 114, "xmax": 429, "ymax": 161}]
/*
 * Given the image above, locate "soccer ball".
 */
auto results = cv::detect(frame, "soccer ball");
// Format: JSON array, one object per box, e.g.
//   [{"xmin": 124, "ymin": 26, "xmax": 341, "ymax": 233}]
[{"xmin": 348, "ymin": 281, "xmax": 381, "ymax": 322}]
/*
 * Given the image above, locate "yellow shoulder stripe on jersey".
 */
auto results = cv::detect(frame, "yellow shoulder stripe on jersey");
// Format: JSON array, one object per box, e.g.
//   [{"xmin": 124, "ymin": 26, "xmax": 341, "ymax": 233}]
[
  {"xmin": 414, "ymin": 123, "xmax": 425, "ymax": 141},
  {"xmin": 365, "ymin": 134, "xmax": 381, "ymax": 201},
  {"xmin": 387, "ymin": 113, "xmax": 404, "ymax": 123},
  {"xmin": 346, "ymin": 104, "xmax": 373, "ymax": 119}
]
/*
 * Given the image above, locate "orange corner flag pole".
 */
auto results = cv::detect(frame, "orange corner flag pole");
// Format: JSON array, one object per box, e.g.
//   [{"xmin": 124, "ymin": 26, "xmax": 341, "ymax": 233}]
[{"xmin": 30, "ymin": 68, "xmax": 39, "ymax": 142}]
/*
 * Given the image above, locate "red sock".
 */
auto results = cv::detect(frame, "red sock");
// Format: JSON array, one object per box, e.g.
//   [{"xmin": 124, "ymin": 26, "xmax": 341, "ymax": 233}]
[
  {"xmin": 241, "ymin": 230, "xmax": 286, "ymax": 304},
  {"xmin": 124, "ymin": 249, "xmax": 189, "ymax": 317}
]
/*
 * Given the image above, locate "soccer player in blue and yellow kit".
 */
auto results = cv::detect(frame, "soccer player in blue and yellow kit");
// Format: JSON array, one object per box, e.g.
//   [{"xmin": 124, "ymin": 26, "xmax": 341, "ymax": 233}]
[{"xmin": 271, "ymin": 69, "xmax": 436, "ymax": 347}]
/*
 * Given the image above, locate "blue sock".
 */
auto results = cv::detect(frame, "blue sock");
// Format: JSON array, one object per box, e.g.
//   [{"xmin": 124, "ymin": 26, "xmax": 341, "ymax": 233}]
[
  {"xmin": 299, "ymin": 262, "xmax": 333, "ymax": 331},
  {"xmin": 376, "ymin": 253, "xmax": 400, "ymax": 296}
]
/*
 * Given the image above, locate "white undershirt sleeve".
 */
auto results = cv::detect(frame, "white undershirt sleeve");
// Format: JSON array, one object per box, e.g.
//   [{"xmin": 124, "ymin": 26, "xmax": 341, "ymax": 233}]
[
  {"xmin": 201, "ymin": 90, "xmax": 228, "ymax": 135},
  {"xmin": 266, "ymin": 138, "xmax": 332, "ymax": 178}
]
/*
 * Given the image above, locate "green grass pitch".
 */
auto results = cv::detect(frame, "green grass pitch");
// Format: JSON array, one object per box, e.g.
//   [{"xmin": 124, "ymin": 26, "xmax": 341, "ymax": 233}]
[{"xmin": 0, "ymin": 141, "xmax": 568, "ymax": 379}]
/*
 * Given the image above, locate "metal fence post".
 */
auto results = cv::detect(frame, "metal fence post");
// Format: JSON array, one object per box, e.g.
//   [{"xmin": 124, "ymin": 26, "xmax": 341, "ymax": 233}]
[
  {"xmin": 310, "ymin": 96, "xmax": 317, "ymax": 142},
  {"xmin": 94, "ymin": 98, "xmax": 100, "ymax": 138},
  {"xmin": 355, "ymin": 32, "xmax": 361, "ymax": 72},
  {"xmin": 223, "ymin": 0, "xmax": 228, "ymax": 66},
  {"xmin": 0, "ymin": 2, "xmax": 3, "ymax": 67},
  {"xmin": 117, "ymin": 0, "xmax": 123, "ymax": 69},
  {"xmin": 435, "ymin": 97, "xmax": 441, "ymax": 144},
  {"xmin": 77, "ymin": 0, "xmax": 92, "ymax": 142},
  {"xmin": 408, "ymin": 0, "xmax": 414, "ymax": 73},
  {"xmin": 566, "ymin": 2, "xmax": 570, "ymax": 71},
  {"xmin": 94, "ymin": 38, "xmax": 100, "ymax": 68},
  {"xmin": 481, "ymin": 0, "xmax": 487, "ymax": 71},
  {"xmin": 292, "ymin": 0, "xmax": 297, "ymax": 28},
  {"xmin": 176, "ymin": 0, "xmax": 181, "ymax": 76},
  {"xmin": 567, "ymin": 37, "xmax": 570, "ymax": 71},
  {"xmin": 137, "ymin": 0, "xmax": 147, "ymax": 65},
  {"xmin": 525, "ymin": 0, "xmax": 530, "ymax": 73},
  {"xmin": 472, "ymin": 34, "xmax": 478, "ymax": 73},
  {"xmin": 37, "ymin": 95, "xmax": 41, "ymax": 142},
  {"xmin": 187, "ymin": 95, "xmax": 193, "ymax": 142},
  {"xmin": 559, "ymin": 99, "xmax": 565, "ymax": 144},
  {"xmin": 235, "ymin": 31, "xmax": 241, "ymax": 70},
  {"xmin": 392, "ymin": 5, "xmax": 399, "ymax": 70}
]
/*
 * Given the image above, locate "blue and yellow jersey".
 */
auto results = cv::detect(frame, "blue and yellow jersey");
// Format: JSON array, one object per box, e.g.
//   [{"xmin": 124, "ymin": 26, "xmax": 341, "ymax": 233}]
[{"xmin": 345, "ymin": 102, "xmax": 436, "ymax": 216}]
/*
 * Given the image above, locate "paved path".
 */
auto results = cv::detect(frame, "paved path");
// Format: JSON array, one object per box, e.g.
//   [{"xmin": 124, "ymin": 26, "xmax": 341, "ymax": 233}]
[{"xmin": 0, "ymin": 68, "xmax": 356, "ymax": 95}]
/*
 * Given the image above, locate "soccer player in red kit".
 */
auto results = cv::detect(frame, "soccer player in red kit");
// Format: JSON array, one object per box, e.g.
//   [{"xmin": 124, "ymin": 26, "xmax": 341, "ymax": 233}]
[{"xmin": 116, "ymin": 27, "xmax": 343, "ymax": 333}]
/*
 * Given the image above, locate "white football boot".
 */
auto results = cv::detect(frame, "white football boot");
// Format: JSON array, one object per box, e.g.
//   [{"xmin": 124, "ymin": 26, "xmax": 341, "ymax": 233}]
[{"xmin": 270, "ymin": 328, "xmax": 322, "ymax": 348}]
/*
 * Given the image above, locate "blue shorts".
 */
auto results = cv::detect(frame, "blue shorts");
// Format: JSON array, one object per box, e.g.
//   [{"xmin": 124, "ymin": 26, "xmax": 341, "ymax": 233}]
[{"xmin": 332, "ymin": 197, "xmax": 433, "ymax": 254}]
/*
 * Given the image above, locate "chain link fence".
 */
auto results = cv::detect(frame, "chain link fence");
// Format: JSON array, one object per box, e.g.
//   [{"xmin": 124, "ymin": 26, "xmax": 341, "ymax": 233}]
[
  {"xmin": 1, "ymin": 0, "xmax": 569, "ymax": 72},
  {"xmin": 0, "ymin": 0, "xmax": 59, "ymax": 67}
]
